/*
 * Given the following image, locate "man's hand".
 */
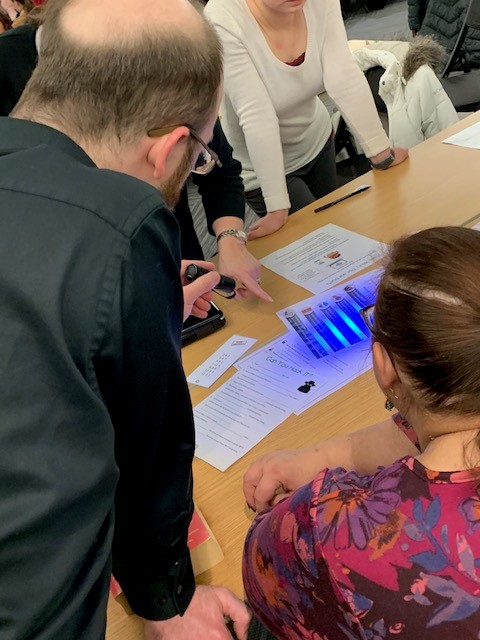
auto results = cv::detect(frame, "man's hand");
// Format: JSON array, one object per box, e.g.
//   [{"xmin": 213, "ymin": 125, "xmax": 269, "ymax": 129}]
[
  {"xmin": 243, "ymin": 447, "xmax": 328, "ymax": 512},
  {"xmin": 181, "ymin": 260, "xmax": 220, "ymax": 321},
  {"xmin": 217, "ymin": 237, "xmax": 272, "ymax": 302},
  {"xmin": 143, "ymin": 585, "xmax": 251, "ymax": 640},
  {"xmin": 247, "ymin": 209, "xmax": 288, "ymax": 241}
]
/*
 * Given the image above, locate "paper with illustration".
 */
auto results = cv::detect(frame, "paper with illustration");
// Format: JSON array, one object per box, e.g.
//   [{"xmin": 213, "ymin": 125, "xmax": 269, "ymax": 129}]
[
  {"xmin": 194, "ymin": 352, "xmax": 327, "ymax": 472},
  {"xmin": 260, "ymin": 223, "xmax": 384, "ymax": 294}
]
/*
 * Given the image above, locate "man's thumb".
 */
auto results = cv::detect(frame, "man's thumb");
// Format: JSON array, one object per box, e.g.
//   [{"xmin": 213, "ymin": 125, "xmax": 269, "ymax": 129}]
[{"xmin": 187, "ymin": 270, "xmax": 221, "ymax": 297}]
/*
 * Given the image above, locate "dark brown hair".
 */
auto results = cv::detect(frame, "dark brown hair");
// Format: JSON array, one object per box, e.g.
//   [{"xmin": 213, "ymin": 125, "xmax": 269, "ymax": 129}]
[
  {"xmin": 14, "ymin": 0, "xmax": 223, "ymax": 145},
  {"xmin": 375, "ymin": 227, "xmax": 480, "ymax": 416}
]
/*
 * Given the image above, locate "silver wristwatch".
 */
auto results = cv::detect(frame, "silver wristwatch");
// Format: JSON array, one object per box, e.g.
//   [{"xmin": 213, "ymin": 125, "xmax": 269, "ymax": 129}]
[{"xmin": 216, "ymin": 229, "xmax": 248, "ymax": 244}]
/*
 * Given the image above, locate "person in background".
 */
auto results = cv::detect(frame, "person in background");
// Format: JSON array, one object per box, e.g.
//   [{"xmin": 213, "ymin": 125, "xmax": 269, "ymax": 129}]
[
  {"xmin": 408, "ymin": 0, "xmax": 480, "ymax": 68},
  {"xmin": 243, "ymin": 226, "xmax": 480, "ymax": 638},
  {"xmin": 0, "ymin": 1, "xmax": 271, "ymax": 302},
  {"xmin": 0, "ymin": 6, "xmax": 11, "ymax": 30},
  {"xmin": 0, "ymin": 0, "xmax": 251, "ymax": 637},
  {"xmin": 1, "ymin": 0, "xmax": 34, "ymax": 26},
  {"xmin": 176, "ymin": 120, "xmax": 271, "ymax": 301},
  {"xmin": 205, "ymin": 0, "xmax": 408, "ymax": 240},
  {"xmin": 0, "ymin": 18, "xmax": 39, "ymax": 116}
]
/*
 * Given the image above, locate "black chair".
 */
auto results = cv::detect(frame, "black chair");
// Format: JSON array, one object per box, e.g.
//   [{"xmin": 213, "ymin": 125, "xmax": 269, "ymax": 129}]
[{"xmin": 439, "ymin": 0, "xmax": 480, "ymax": 111}]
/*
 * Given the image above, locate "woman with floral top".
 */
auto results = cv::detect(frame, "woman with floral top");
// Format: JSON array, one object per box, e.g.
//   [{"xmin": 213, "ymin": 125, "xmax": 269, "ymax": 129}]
[{"xmin": 243, "ymin": 226, "xmax": 480, "ymax": 639}]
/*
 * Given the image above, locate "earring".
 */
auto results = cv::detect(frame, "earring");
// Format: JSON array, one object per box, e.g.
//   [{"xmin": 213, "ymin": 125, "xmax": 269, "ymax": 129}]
[
  {"xmin": 385, "ymin": 387, "xmax": 397, "ymax": 412},
  {"xmin": 385, "ymin": 398, "xmax": 395, "ymax": 411}
]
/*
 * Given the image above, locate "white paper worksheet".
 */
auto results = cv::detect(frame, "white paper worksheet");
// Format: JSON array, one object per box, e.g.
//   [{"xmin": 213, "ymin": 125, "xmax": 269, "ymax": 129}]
[
  {"xmin": 186, "ymin": 335, "xmax": 257, "ymax": 388},
  {"xmin": 443, "ymin": 121, "xmax": 480, "ymax": 149},
  {"xmin": 194, "ymin": 356, "xmax": 326, "ymax": 471},
  {"xmin": 236, "ymin": 332, "xmax": 372, "ymax": 415},
  {"xmin": 260, "ymin": 224, "xmax": 385, "ymax": 294}
]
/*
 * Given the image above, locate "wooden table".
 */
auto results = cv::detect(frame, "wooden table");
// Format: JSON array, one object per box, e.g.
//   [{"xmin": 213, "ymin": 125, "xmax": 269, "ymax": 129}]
[{"xmin": 106, "ymin": 112, "xmax": 480, "ymax": 639}]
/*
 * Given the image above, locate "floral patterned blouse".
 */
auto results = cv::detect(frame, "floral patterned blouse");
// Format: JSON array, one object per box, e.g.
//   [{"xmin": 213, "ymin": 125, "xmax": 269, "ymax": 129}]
[{"xmin": 243, "ymin": 416, "xmax": 480, "ymax": 639}]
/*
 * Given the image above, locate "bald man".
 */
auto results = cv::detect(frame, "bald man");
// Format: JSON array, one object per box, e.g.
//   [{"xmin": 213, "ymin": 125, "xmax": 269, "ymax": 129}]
[{"xmin": 0, "ymin": 0, "xmax": 249, "ymax": 639}]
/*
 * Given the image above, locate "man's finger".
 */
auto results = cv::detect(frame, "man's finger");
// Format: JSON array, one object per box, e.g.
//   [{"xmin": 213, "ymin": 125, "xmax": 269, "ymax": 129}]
[
  {"xmin": 180, "ymin": 258, "xmax": 216, "ymax": 277},
  {"xmin": 215, "ymin": 588, "xmax": 251, "ymax": 640},
  {"xmin": 186, "ymin": 271, "xmax": 220, "ymax": 298}
]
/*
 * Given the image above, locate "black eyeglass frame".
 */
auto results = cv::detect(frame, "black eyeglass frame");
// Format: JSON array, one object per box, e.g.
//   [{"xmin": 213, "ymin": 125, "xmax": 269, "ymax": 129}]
[{"xmin": 147, "ymin": 124, "xmax": 223, "ymax": 170}]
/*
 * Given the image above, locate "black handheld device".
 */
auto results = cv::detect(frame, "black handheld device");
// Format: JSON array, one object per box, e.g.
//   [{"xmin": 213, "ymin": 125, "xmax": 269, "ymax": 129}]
[
  {"xmin": 181, "ymin": 302, "xmax": 226, "ymax": 347},
  {"xmin": 185, "ymin": 263, "xmax": 236, "ymax": 297}
]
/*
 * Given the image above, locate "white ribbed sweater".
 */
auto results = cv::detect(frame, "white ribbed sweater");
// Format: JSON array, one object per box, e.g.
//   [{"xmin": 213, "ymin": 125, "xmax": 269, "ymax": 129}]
[{"xmin": 205, "ymin": 0, "xmax": 390, "ymax": 211}]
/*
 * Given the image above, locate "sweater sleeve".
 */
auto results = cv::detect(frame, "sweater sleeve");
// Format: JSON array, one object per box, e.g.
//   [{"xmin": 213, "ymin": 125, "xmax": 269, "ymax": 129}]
[
  {"xmin": 243, "ymin": 475, "xmax": 352, "ymax": 639},
  {"xmin": 206, "ymin": 10, "xmax": 291, "ymax": 212},
  {"xmin": 321, "ymin": 0, "xmax": 391, "ymax": 157}
]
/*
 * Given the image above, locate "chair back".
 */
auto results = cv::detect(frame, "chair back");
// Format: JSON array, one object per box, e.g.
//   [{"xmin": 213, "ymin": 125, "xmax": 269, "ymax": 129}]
[
  {"xmin": 466, "ymin": 0, "xmax": 480, "ymax": 30},
  {"xmin": 441, "ymin": 0, "xmax": 477, "ymax": 78},
  {"xmin": 439, "ymin": 0, "xmax": 480, "ymax": 111}
]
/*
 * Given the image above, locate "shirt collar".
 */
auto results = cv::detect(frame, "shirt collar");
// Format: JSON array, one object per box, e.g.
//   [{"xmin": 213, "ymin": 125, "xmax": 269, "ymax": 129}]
[{"xmin": 0, "ymin": 117, "xmax": 97, "ymax": 167}]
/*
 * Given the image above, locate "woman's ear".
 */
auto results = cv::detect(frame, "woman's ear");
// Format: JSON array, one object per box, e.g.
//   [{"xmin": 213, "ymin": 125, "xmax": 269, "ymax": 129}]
[
  {"xmin": 147, "ymin": 126, "xmax": 190, "ymax": 180},
  {"xmin": 372, "ymin": 341, "xmax": 398, "ymax": 395}
]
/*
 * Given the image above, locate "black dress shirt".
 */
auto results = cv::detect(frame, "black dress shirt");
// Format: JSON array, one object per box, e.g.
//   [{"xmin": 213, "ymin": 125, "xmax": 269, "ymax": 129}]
[{"xmin": 0, "ymin": 117, "xmax": 195, "ymax": 639}]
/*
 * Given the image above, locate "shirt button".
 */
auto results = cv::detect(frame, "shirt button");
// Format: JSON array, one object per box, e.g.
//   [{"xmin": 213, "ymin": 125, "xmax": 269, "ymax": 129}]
[{"xmin": 176, "ymin": 585, "xmax": 183, "ymax": 595}]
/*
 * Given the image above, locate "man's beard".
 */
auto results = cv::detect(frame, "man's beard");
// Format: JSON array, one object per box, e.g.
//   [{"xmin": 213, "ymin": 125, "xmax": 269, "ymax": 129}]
[{"xmin": 161, "ymin": 141, "xmax": 197, "ymax": 210}]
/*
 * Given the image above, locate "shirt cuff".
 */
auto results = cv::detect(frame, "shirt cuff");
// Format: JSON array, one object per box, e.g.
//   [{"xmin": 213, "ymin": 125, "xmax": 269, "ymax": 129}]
[
  {"xmin": 361, "ymin": 132, "xmax": 391, "ymax": 158},
  {"xmin": 114, "ymin": 550, "xmax": 195, "ymax": 621},
  {"xmin": 263, "ymin": 192, "xmax": 291, "ymax": 213}
]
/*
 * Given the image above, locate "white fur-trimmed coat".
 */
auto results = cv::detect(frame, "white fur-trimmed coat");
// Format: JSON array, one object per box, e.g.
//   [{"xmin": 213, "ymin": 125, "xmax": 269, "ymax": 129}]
[{"xmin": 351, "ymin": 38, "xmax": 458, "ymax": 148}]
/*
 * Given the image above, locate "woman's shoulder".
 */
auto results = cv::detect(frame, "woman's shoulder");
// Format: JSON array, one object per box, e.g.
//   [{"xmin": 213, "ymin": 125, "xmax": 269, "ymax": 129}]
[
  {"xmin": 205, "ymin": 0, "xmax": 249, "ymax": 31},
  {"xmin": 312, "ymin": 458, "xmax": 407, "ymax": 499}
]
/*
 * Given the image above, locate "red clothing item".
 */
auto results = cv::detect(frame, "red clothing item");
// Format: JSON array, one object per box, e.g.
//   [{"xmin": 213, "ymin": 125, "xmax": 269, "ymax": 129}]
[{"xmin": 286, "ymin": 52, "xmax": 306, "ymax": 67}]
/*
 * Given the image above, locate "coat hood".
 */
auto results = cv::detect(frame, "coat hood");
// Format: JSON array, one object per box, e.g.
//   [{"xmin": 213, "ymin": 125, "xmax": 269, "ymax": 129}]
[
  {"xmin": 353, "ymin": 37, "xmax": 448, "ymax": 83},
  {"xmin": 402, "ymin": 36, "xmax": 447, "ymax": 81}
]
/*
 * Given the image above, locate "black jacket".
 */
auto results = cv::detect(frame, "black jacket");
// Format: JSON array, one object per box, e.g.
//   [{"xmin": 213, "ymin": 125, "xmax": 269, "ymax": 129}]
[
  {"xmin": 0, "ymin": 117, "xmax": 195, "ymax": 638},
  {"xmin": 408, "ymin": 0, "xmax": 480, "ymax": 68}
]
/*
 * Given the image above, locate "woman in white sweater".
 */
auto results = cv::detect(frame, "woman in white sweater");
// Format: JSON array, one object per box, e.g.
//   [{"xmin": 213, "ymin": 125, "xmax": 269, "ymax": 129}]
[{"xmin": 205, "ymin": 0, "xmax": 408, "ymax": 239}]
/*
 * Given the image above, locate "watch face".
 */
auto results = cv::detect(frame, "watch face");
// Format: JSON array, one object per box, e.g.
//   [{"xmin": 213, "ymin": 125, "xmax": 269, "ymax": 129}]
[{"xmin": 235, "ymin": 230, "xmax": 247, "ymax": 241}]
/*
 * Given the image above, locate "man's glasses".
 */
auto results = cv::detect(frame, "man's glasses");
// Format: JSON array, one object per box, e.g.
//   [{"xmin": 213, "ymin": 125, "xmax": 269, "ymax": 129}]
[
  {"xmin": 360, "ymin": 304, "xmax": 375, "ymax": 336},
  {"xmin": 147, "ymin": 124, "xmax": 222, "ymax": 175}
]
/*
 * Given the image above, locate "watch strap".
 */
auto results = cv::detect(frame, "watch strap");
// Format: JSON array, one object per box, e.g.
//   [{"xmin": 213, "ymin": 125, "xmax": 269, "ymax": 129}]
[
  {"xmin": 216, "ymin": 229, "xmax": 247, "ymax": 244},
  {"xmin": 370, "ymin": 149, "xmax": 395, "ymax": 170}
]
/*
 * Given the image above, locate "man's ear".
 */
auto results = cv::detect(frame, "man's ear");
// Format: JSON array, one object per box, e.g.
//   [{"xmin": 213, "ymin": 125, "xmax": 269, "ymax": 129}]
[
  {"xmin": 372, "ymin": 341, "xmax": 398, "ymax": 395},
  {"xmin": 147, "ymin": 126, "xmax": 190, "ymax": 180}
]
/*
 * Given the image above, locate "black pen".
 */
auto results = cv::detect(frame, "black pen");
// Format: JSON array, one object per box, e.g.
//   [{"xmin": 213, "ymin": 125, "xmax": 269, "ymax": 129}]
[{"xmin": 314, "ymin": 184, "xmax": 371, "ymax": 213}]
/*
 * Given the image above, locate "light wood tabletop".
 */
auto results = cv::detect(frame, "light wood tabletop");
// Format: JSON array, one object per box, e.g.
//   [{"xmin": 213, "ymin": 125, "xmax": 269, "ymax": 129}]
[{"xmin": 106, "ymin": 112, "xmax": 480, "ymax": 639}]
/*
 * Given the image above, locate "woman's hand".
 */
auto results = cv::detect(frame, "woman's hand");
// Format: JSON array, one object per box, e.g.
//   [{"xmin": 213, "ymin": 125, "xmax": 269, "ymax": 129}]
[
  {"xmin": 247, "ymin": 209, "xmax": 288, "ymax": 240},
  {"xmin": 243, "ymin": 447, "xmax": 328, "ymax": 512}
]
